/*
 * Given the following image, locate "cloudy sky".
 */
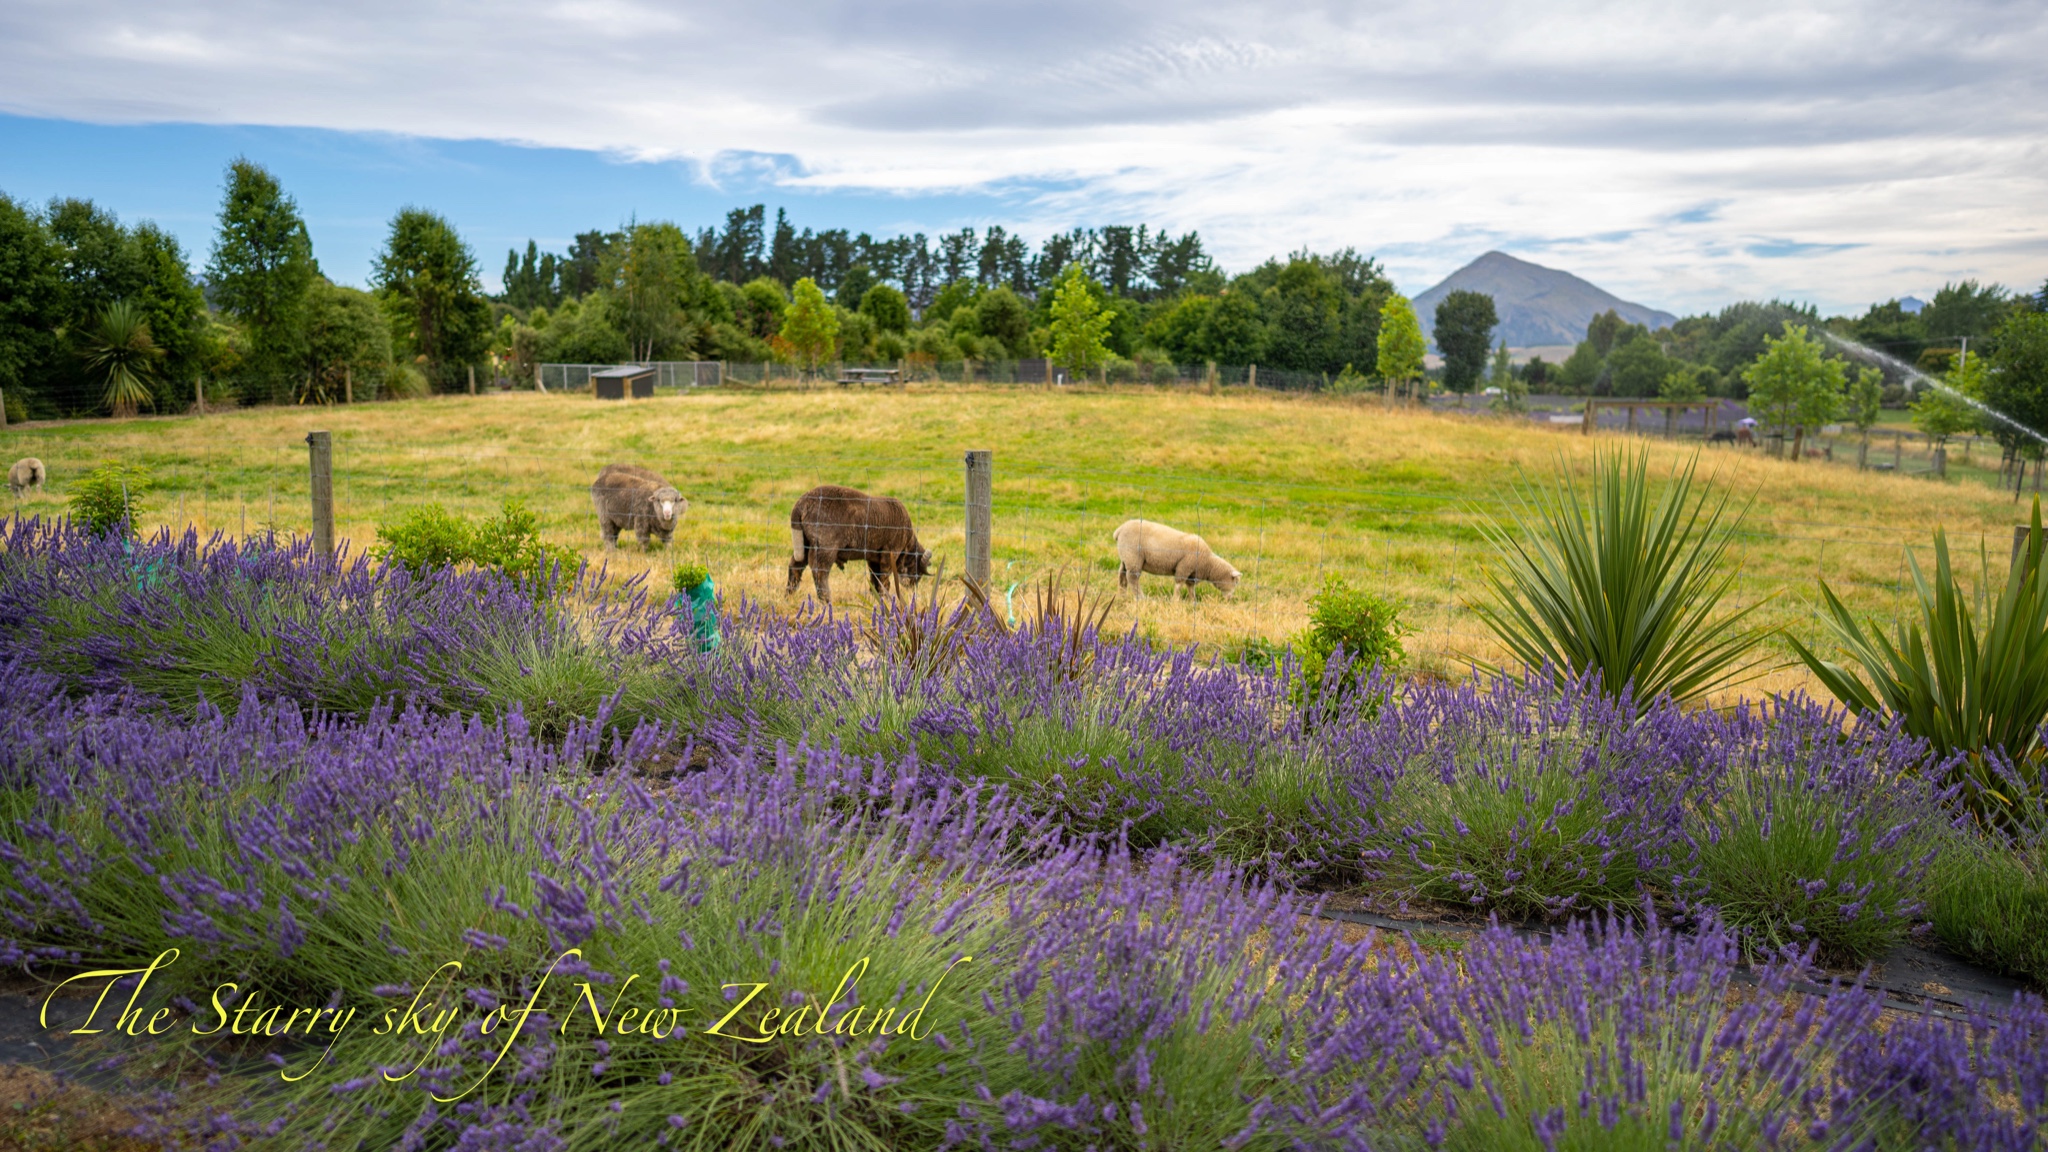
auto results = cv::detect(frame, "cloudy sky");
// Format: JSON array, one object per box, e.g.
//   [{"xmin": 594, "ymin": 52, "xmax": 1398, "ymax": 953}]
[{"xmin": 1, "ymin": 0, "xmax": 2043, "ymax": 314}]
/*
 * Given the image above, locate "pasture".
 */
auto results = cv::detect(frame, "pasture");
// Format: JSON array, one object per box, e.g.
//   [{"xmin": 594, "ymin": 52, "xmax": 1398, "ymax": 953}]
[{"xmin": 0, "ymin": 382, "xmax": 2029, "ymax": 699}]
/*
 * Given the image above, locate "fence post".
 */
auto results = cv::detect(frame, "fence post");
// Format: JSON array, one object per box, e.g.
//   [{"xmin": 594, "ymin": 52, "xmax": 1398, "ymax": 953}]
[
  {"xmin": 344, "ymin": 365, "xmax": 353, "ymax": 405},
  {"xmin": 195, "ymin": 377, "xmax": 205, "ymax": 414},
  {"xmin": 2014, "ymin": 525, "xmax": 2038, "ymax": 570},
  {"xmin": 964, "ymin": 449, "xmax": 992, "ymax": 591},
  {"xmin": 1249, "ymin": 364, "xmax": 1257, "ymax": 389},
  {"xmin": 468, "ymin": 365, "xmax": 477, "ymax": 396},
  {"xmin": 0, "ymin": 387, "xmax": 6, "ymax": 428},
  {"xmin": 306, "ymin": 430, "xmax": 334, "ymax": 562}
]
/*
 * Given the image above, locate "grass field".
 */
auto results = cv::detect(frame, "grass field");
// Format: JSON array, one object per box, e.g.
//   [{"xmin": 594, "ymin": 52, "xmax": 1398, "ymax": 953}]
[{"xmin": 2, "ymin": 383, "xmax": 2034, "ymax": 701}]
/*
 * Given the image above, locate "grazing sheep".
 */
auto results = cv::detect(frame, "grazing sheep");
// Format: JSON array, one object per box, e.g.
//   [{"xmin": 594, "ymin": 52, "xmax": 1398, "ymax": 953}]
[
  {"xmin": 590, "ymin": 464, "xmax": 686, "ymax": 549},
  {"xmin": 1112, "ymin": 519, "xmax": 1240, "ymax": 598},
  {"xmin": 8, "ymin": 458, "xmax": 44, "ymax": 499},
  {"xmin": 787, "ymin": 484, "xmax": 930, "ymax": 604}
]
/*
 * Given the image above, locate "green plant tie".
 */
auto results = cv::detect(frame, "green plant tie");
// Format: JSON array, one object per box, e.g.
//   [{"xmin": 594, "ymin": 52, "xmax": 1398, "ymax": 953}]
[{"xmin": 1005, "ymin": 582, "xmax": 1019, "ymax": 627}]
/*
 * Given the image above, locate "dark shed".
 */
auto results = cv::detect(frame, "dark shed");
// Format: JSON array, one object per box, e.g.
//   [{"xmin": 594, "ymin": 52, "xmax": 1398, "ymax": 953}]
[{"xmin": 592, "ymin": 365, "xmax": 656, "ymax": 400}]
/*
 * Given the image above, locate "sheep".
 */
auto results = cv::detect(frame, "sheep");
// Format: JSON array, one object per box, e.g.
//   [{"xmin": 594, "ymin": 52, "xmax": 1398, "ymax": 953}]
[
  {"xmin": 8, "ymin": 458, "xmax": 44, "ymax": 499},
  {"xmin": 787, "ymin": 484, "xmax": 930, "ymax": 604},
  {"xmin": 590, "ymin": 464, "xmax": 686, "ymax": 549},
  {"xmin": 1112, "ymin": 519, "xmax": 1240, "ymax": 598}
]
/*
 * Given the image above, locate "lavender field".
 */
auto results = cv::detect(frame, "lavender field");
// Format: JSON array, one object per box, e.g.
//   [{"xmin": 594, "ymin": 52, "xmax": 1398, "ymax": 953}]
[{"xmin": 2, "ymin": 517, "xmax": 2045, "ymax": 1150}]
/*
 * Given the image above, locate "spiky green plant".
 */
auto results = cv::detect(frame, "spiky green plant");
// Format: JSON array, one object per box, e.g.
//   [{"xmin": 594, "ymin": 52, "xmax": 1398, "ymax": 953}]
[
  {"xmin": 1472, "ymin": 449, "xmax": 1772, "ymax": 704},
  {"xmin": 1789, "ymin": 498, "xmax": 2048, "ymax": 819},
  {"xmin": 79, "ymin": 300, "xmax": 163, "ymax": 418}
]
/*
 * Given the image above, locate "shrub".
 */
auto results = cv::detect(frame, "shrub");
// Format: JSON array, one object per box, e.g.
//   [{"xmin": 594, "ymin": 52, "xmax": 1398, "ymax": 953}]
[
  {"xmin": 671, "ymin": 562, "xmax": 709, "ymax": 593},
  {"xmin": 1296, "ymin": 575, "xmax": 1404, "ymax": 704},
  {"xmin": 376, "ymin": 499, "xmax": 578, "ymax": 593},
  {"xmin": 65, "ymin": 463, "xmax": 151, "ymax": 536},
  {"xmin": 1930, "ymin": 831, "xmax": 2048, "ymax": 986},
  {"xmin": 373, "ymin": 503, "xmax": 472, "ymax": 572},
  {"xmin": 1792, "ymin": 497, "xmax": 2048, "ymax": 826},
  {"xmin": 1474, "ymin": 448, "xmax": 1771, "ymax": 703}
]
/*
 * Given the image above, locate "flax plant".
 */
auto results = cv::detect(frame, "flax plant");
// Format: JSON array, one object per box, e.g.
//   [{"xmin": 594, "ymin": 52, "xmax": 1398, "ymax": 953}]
[
  {"xmin": 1790, "ymin": 497, "xmax": 2048, "ymax": 824},
  {"xmin": 1473, "ymin": 449, "xmax": 1772, "ymax": 705}
]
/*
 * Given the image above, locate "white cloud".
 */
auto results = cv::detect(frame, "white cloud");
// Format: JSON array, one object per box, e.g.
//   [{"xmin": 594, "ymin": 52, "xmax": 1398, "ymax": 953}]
[{"xmin": 0, "ymin": 0, "xmax": 2042, "ymax": 311}]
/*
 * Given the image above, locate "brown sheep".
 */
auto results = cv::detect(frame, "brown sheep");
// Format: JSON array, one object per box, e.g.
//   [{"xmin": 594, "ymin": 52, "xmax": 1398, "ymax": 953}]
[
  {"xmin": 590, "ymin": 464, "xmax": 686, "ymax": 549},
  {"xmin": 8, "ymin": 458, "xmax": 44, "ymax": 500},
  {"xmin": 1112, "ymin": 519, "xmax": 1240, "ymax": 598},
  {"xmin": 787, "ymin": 484, "xmax": 930, "ymax": 604}
]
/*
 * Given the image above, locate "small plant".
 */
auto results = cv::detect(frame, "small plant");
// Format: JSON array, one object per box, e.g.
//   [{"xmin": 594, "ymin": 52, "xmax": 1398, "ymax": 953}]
[
  {"xmin": 373, "ymin": 503, "xmax": 473, "ymax": 573},
  {"xmin": 671, "ymin": 562, "xmax": 710, "ymax": 593},
  {"xmin": 66, "ymin": 463, "xmax": 151, "ymax": 536},
  {"xmin": 1295, "ymin": 575, "xmax": 1405, "ymax": 702},
  {"xmin": 1473, "ymin": 448, "xmax": 1771, "ymax": 703},
  {"xmin": 1929, "ymin": 828, "xmax": 2048, "ymax": 985},
  {"xmin": 1325, "ymin": 363, "xmax": 1373, "ymax": 397}
]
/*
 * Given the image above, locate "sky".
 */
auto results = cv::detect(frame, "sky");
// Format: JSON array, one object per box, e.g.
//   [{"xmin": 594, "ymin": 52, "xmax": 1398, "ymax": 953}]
[{"xmin": 1, "ymin": 0, "xmax": 2044, "ymax": 316}]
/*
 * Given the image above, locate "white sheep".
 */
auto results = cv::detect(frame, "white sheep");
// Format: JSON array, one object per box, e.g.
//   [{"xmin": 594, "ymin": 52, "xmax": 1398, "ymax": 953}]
[
  {"xmin": 8, "ymin": 458, "xmax": 44, "ymax": 500},
  {"xmin": 1112, "ymin": 518, "xmax": 1241, "ymax": 598}
]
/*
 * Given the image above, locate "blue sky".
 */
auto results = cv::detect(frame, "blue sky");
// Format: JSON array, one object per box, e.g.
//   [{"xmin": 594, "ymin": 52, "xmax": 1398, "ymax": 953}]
[{"xmin": 1, "ymin": 0, "xmax": 2044, "ymax": 315}]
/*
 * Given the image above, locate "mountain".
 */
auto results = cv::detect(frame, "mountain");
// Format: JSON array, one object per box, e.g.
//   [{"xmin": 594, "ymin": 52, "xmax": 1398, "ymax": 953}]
[
  {"xmin": 1899, "ymin": 296, "xmax": 1927, "ymax": 314},
  {"xmin": 1411, "ymin": 251, "xmax": 1676, "ymax": 349}
]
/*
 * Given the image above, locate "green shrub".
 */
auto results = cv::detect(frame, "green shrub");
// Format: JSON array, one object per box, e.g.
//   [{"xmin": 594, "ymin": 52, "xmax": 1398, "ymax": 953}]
[
  {"xmin": 672, "ymin": 562, "xmax": 710, "ymax": 593},
  {"xmin": 375, "ymin": 499, "xmax": 578, "ymax": 593},
  {"xmin": 1325, "ymin": 363, "xmax": 1374, "ymax": 396},
  {"xmin": 1928, "ymin": 833, "xmax": 2048, "ymax": 986},
  {"xmin": 66, "ymin": 463, "xmax": 151, "ymax": 536},
  {"xmin": 1473, "ymin": 448, "xmax": 1771, "ymax": 703},
  {"xmin": 373, "ymin": 504, "xmax": 473, "ymax": 573},
  {"xmin": 1296, "ymin": 575, "xmax": 1405, "ymax": 701}
]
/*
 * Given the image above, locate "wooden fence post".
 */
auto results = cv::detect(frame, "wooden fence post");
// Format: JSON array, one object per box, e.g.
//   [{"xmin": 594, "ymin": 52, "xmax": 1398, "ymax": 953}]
[
  {"xmin": 344, "ymin": 365, "xmax": 353, "ymax": 405},
  {"xmin": 468, "ymin": 365, "xmax": 477, "ymax": 396},
  {"xmin": 0, "ymin": 387, "xmax": 7, "ymax": 428},
  {"xmin": 964, "ymin": 450, "xmax": 992, "ymax": 591},
  {"xmin": 306, "ymin": 431, "xmax": 334, "ymax": 563}
]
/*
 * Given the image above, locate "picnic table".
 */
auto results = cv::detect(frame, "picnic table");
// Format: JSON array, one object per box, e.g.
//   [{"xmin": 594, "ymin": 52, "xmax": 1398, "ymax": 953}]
[{"xmin": 837, "ymin": 368, "xmax": 902, "ymax": 387}]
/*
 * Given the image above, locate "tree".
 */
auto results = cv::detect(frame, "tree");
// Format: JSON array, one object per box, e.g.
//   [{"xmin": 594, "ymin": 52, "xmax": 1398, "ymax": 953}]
[
  {"xmin": 303, "ymin": 281, "xmax": 392, "ymax": 403},
  {"xmin": 1434, "ymin": 290, "xmax": 1498, "ymax": 400},
  {"xmin": 1047, "ymin": 264, "xmax": 1114, "ymax": 379},
  {"xmin": 1586, "ymin": 309, "xmax": 1628, "ymax": 357},
  {"xmin": 1197, "ymin": 291, "xmax": 1265, "ymax": 366},
  {"xmin": 610, "ymin": 222, "xmax": 699, "ymax": 361},
  {"xmin": 206, "ymin": 159, "xmax": 316, "ymax": 395},
  {"xmin": 1741, "ymin": 324, "xmax": 1844, "ymax": 458},
  {"xmin": 837, "ymin": 264, "xmax": 876, "ymax": 308},
  {"xmin": 778, "ymin": 277, "xmax": 839, "ymax": 373},
  {"xmin": 858, "ymin": 283, "xmax": 911, "ymax": 335},
  {"xmin": 1913, "ymin": 365, "xmax": 1978, "ymax": 477},
  {"xmin": 1488, "ymin": 341, "xmax": 1527, "ymax": 414},
  {"xmin": 372, "ymin": 208, "xmax": 491, "ymax": 389},
  {"xmin": 78, "ymin": 301, "xmax": 161, "ymax": 417},
  {"xmin": 1845, "ymin": 366, "xmax": 1883, "ymax": 468},
  {"xmin": 974, "ymin": 287, "xmax": 1032, "ymax": 358},
  {"xmin": 1375, "ymin": 294, "xmax": 1426, "ymax": 401},
  {"xmin": 1557, "ymin": 341, "xmax": 1602, "ymax": 394},
  {"xmin": 736, "ymin": 278, "xmax": 788, "ymax": 340},
  {"xmin": 0, "ymin": 195, "xmax": 62, "ymax": 410},
  {"xmin": 1919, "ymin": 280, "xmax": 2012, "ymax": 345},
  {"xmin": 1606, "ymin": 335, "xmax": 1673, "ymax": 398},
  {"xmin": 1984, "ymin": 312, "xmax": 2048, "ymax": 492},
  {"xmin": 1262, "ymin": 260, "xmax": 1341, "ymax": 372}
]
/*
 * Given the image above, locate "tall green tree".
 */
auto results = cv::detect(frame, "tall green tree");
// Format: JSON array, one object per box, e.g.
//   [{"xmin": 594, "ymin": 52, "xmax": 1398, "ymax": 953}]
[
  {"xmin": 1433, "ymin": 290, "xmax": 1497, "ymax": 400},
  {"xmin": 0, "ymin": 195, "xmax": 61, "ymax": 408},
  {"xmin": 372, "ymin": 208, "xmax": 491, "ymax": 389},
  {"xmin": 1262, "ymin": 260, "xmax": 1341, "ymax": 372},
  {"xmin": 778, "ymin": 277, "xmax": 839, "ymax": 373},
  {"xmin": 1557, "ymin": 340, "xmax": 1603, "ymax": 394},
  {"xmin": 973, "ymin": 288, "xmax": 1032, "ymax": 358},
  {"xmin": 858, "ymin": 283, "xmax": 911, "ymax": 335},
  {"xmin": 1984, "ymin": 312, "xmax": 2048, "ymax": 489},
  {"xmin": 1488, "ymin": 341, "xmax": 1527, "ymax": 413},
  {"xmin": 1047, "ymin": 264, "xmax": 1113, "ymax": 378},
  {"xmin": 1913, "ymin": 363, "xmax": 1980, "ymax": 476},
  {"xmin": 206, "ymin": 159, "xmax": 317, "ymax": 397},
  {"xmin": 50, "ymin": 199, "xmax": 208, "ymax": 411},
  {"xmin": 1741, "ymin": 324, "xmax": 1843, "ymax": 458},
  {"xmin": 609, "ymin": 222, "xmax": 700, "ymax": 362},
  {"xmin": 1606, "ymin": 335, "xmax": 1673, "ymax": 398},
  {"xmin": 1376, "ymin": 294, "xmax": 1426, "ymax": 399},
  {"xmin": 1198, "ymin": 291, "xmax": 1266, "ymax": 366}
]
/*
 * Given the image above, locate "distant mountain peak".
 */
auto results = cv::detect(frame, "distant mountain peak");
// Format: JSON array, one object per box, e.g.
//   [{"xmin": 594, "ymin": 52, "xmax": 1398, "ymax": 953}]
[{"xmin": 1412, "ymin": 252, "xmax": 1675, "ymax": 349}]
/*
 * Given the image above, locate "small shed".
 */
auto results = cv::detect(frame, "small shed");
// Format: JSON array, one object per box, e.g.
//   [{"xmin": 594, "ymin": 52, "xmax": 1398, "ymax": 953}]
[{"xmin": 592, "ymin": 365, "xmax": 656, "ymax": 400}]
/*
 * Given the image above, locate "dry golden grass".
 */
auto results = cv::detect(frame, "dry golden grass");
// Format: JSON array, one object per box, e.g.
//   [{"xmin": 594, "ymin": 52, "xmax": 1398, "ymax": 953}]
[
  {"xmin": 2, "ymin": 383, "xmax": 2029, "ymax": 703},
  {"xmin": 0, "ymin": 1065, "xmax": 158, "ymax": 1151}
]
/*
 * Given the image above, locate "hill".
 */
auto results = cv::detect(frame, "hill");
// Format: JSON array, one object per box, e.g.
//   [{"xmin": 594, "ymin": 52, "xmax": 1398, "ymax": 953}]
[{"xmin": 1412, "ymin": 251, "xmax": 1677, "ymax": 348}]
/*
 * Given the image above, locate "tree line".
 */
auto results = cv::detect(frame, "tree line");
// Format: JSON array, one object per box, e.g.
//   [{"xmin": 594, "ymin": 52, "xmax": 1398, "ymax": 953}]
[{"xmin": 3, "ymin": 162, "xmax": 2044, "ymax": 427}]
